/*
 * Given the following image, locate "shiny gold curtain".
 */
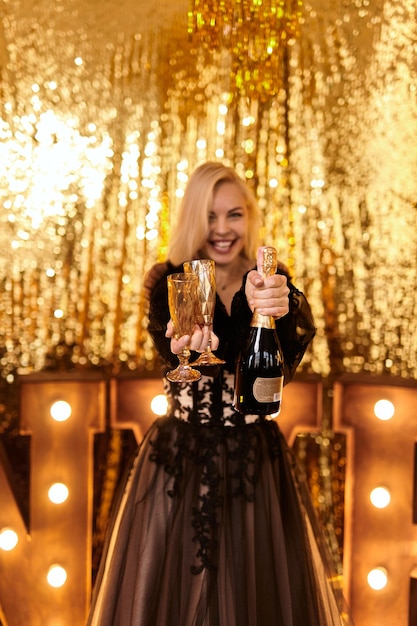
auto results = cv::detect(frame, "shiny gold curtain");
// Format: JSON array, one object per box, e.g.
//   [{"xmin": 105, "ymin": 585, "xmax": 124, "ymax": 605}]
[{"xmin": 0, "ymin": 0, "xmax": 416, "ymax": 401}]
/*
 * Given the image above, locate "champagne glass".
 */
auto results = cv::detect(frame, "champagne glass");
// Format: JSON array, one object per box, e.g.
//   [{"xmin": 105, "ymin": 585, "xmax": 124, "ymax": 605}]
[
  {"xmin": 183, "ymin": 259, "xmax": 225, "ymax": 366},
  {"xmin": 166, "ymin": 273, "xmax": 202, "ymax": 383}
]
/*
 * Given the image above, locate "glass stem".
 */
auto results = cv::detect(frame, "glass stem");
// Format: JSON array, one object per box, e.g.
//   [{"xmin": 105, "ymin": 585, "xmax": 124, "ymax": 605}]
[
  {"xmin": 205, "ymin": 323, "xmax": 213, "ymax": 353},
  {"xmin": 178, "ymin": 348, "xmax": 190, "ymax": 367}
]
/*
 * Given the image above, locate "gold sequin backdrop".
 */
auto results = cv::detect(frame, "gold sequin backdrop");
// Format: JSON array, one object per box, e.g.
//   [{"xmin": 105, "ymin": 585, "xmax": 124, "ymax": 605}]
[{"xmin": 0, "ymin": 0, "xmax": 416, "ymax": 424}]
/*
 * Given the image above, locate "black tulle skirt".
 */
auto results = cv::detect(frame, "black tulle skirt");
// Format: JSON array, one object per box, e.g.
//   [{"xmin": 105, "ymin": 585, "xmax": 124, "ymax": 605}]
[{"xmin": 87, "ymin": 416, "xmax": 351, "ymax": 626}]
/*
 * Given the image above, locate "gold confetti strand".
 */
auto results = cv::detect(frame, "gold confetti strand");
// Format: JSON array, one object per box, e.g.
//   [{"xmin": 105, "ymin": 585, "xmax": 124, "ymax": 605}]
[
  {"xmin": 9, "ymin": 272, "xmax": 16, "ymax": 353},
  {"xmin": 134, "ymin": 236, "xmax": 148, "ymax": 365},
  {"xmin": 242, "ymin": 98, "xmax": 263, "ymax": 188},
  {"xmin": 14, "ymin": 270, "xmax": 24, "ymax": 364},
  {"xmin": 156, "ymin": 191, "xmax": 171, "ymax": 265},
  {"xmin": 0, "ymin": 276, "xmax": 9, "ymax": 347},
  {"xmin": 132, "ymin": 192, "xmax": 169, "ymax": 346},
  {"xmin": 134, "ymin": 189, "xmax": 170, "ymax": 367},
  {"xmin": 111, "ymin": 199, "xmax": 130, "ymax": 371},
  {"xmin": 36, "ymin": 267, "xmax": 51, "ymax": 367},
  {"xmin": 75, "ymin": 211, "xmax": 97, "ymax": 360},
  {"xmin": 25, "ymin": 269, "xmax": 40, "ymax": 369},
  {"xmin": 21, "ymin": 268, "xmax": 36, "ymax": 367},
  {"xmin": 279, "ymin": 46, "xmax": 295, "ymax": 272},
  {"xmin": 1, "ymin": 275, "xmax": 15, "ymax": 370},
  {"xmin": 61, "ymin": 240, "xmax": 83, "ymax": 357},
  {"xmin": 18, "ymin": 270, "xmax": 28, "ymax": 365},
  {"xmin": 136, "ymin": 232, "xmax": 153, "ymax": 367},
  {"xmin": 50, "ymin": 242, "xmax": 71, "ymax": 347},
  {"xmin": 14, "ymin": 267, "xmax": 29, "ymax": 370},
  {"xmin": 319, "ymin": 245, "xmax": 345, "ymax": 381},
  {"xmin": 124, "ymin": 157, "xmax": 149, "ymax": 367}
]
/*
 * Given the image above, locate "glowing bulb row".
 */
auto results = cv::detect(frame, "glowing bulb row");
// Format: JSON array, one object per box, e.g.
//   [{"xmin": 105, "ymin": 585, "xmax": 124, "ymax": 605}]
[
  {"xmin": 0, "ymin": 393, "xmax": 168, "ymax": 568},
  {"xmin": 1, "ymin": 400, "xmax": 77, "ymax": 590},
  {"xmin": 370, "ymin": 399, "xmax": 394, "ymax": 510},
  {"xmin": 366, "ymin": 398, "xmax": 396, "ymax": 591},
  {"xmin": 50, "ymin": 395, "xmax": 168, "ymax": 421}
]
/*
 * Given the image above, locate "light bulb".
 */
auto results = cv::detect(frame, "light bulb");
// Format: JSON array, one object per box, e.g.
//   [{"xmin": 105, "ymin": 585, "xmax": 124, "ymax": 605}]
[
  {"xmin": 150, "ymin": 394, "xmax": 168, "ymax": 416},
  {"xmin": 367, "ymin": 567, "xmax": 388, "ymax": 590},
  {"xmin": 48, "ymin": 483, "xmax": 69, "ymax": 504},
  {"xmin": 374, "ymin": 399, "xmax": 395, "ymax": 421},
  {"xmin": 50, "ymin": 400, "xmax": 72, "ymax": 422},
  {"xmin": 370, "ymin": 487, "xmax": 391, "ymax": 509},
  {"xmin": 0, "ymin": 528, "xmax": 18, "ymax": 551},
  {"xmin": 47, "ymin": 565, "xmax": 67, "ymax": 588}
]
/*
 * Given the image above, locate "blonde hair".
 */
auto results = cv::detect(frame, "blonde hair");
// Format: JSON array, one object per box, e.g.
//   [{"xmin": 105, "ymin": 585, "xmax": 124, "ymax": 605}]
[{"xmin": 168, "ymin": 162, "xmax": 261, "ymax": 266}]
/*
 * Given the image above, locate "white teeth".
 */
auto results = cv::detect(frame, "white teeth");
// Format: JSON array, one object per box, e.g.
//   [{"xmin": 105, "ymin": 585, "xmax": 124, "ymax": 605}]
[{"xmin": 213, "ymin": 241, "xmax": 232, "ymax": 249}]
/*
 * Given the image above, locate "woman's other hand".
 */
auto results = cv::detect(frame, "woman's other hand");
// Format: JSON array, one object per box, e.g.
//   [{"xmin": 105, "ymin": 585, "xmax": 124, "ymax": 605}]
[
  {"xmin": 165, "ymin": 320, "xmax": 220, "ymax": 355},
  {"xmin": 245, "ymin": 270, "xmax": 290, "ymax": 319}
]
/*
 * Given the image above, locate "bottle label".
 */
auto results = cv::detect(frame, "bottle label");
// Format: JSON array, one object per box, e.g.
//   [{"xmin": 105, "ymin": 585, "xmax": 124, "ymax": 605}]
[{"xmin": 253, "ymin": 377, "xmax": 283, "ymax": 403}]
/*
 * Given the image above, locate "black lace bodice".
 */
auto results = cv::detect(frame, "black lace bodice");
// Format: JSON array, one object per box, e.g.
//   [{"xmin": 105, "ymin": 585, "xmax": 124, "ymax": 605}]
[{"xmin": 148, "ymin": 372, "xmax": 288, "ymax": 573}]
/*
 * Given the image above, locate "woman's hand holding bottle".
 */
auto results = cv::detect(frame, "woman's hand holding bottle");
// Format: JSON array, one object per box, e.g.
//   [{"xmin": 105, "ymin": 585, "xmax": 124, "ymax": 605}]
[{"xmin": 245, "ymin": 270, "xmax": 290, "ymax": 319}]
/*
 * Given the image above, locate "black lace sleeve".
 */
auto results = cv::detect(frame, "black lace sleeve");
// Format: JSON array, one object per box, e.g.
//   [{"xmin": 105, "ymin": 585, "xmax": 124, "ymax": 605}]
[
  {"xmin": 230, "ymin": 271, "xmax": 316, "ymax": 384},
  {"xmin": 275, "ymin": 284, "xmax": 316, "ymax": 381}
]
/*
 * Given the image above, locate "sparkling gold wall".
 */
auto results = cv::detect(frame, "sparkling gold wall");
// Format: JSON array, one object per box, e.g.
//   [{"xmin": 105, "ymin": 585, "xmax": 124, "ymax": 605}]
[{"xmin": 0, "ymin": 0, "xmax": 416, "ymax": 414}]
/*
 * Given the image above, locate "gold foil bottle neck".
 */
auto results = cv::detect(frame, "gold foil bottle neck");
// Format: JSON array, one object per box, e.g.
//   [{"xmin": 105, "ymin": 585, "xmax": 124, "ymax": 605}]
[
  {"xmin": 251, "ymin": 246, "xmax": 278, "ymax": 328},
  {"xmin": 251, "ymin": 309, "xmax": 275, "ymax": 329},
  {"xmin": 257, "ymin": 246, "xmax": 278, "ymax": 279}
]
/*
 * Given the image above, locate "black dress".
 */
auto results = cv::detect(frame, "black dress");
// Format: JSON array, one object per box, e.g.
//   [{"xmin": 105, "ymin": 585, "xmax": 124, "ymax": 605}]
[{"xmin": 87, "ymin": 263, "xmax": 351, "ymax": 626}]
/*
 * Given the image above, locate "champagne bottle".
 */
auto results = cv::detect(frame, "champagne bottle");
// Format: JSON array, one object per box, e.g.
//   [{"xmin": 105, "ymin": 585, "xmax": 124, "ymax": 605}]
[{"xmin": 233, "ymin": 246, "xmax": 284, "ymax": 417}]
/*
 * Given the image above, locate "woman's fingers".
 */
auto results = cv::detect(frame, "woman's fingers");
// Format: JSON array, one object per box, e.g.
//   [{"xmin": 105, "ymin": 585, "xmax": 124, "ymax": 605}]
[
  {"xmin": 170, "ymin": 335, "xmax": 191, "ymax": 355},
  {"xmin": 166, "ymin": 323, "xmax": 219, "ymax": 355},
  {"xmin": 165, "ymin": 319, "xmax": 175, "ymax": 338},
  {"xmin": 189, "ymin": 325, "xmax": 206, "ymax": 351},
  {"xmin": 209, "ymin": 330, "xmax": 219, "ymax": 351}
]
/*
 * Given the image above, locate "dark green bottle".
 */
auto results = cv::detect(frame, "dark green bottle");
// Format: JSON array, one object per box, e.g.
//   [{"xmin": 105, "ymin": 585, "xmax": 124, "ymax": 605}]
[{"xmin": 233, "ymin": 246, "xmax": 284, "ymax": 417}]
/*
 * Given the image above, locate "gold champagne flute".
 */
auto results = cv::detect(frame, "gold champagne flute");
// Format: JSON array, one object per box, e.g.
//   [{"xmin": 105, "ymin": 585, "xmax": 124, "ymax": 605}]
[
  {"xmin": 183, "ymin": 259, "xmax": 226, "ymax": 366},
  {"xmin": 166, "ymin": 273, "xmax": 202, "ymax": 383}
]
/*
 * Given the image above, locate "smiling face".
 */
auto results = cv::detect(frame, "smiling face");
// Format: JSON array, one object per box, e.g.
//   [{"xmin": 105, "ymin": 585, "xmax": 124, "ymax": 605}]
[{"xmin": 199, "ymin": 181, "xmax": 249, "ymax": 267}]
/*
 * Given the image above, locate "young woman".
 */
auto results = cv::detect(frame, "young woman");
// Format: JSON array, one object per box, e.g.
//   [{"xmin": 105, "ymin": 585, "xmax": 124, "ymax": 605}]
[{"xmin": 87, "ymin": 162, "xmax": 351, "ymax": 625}]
